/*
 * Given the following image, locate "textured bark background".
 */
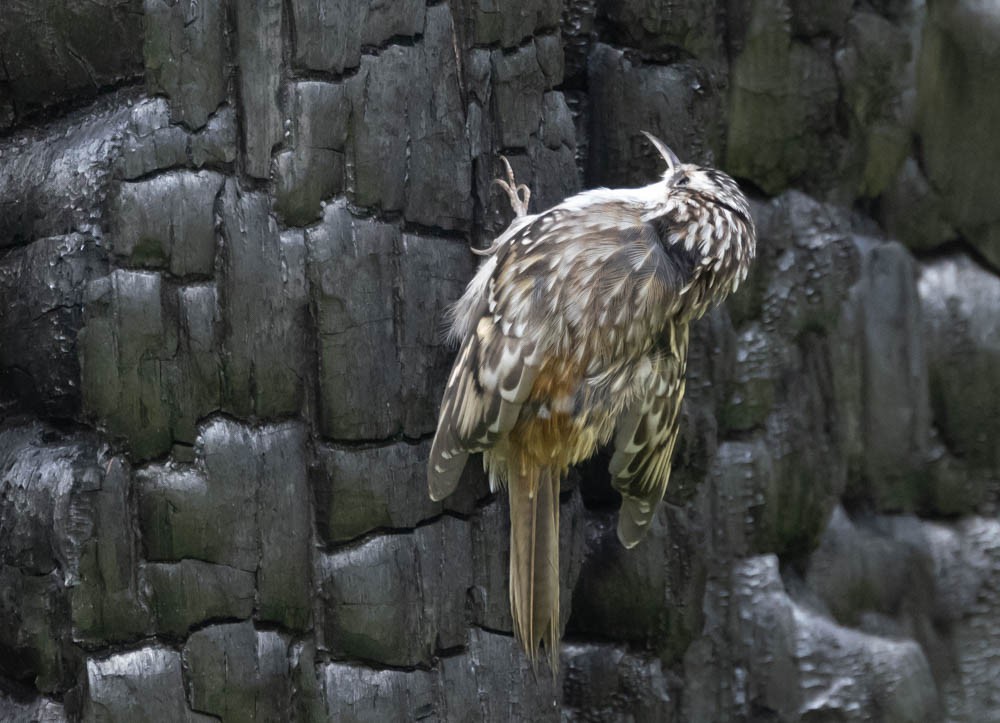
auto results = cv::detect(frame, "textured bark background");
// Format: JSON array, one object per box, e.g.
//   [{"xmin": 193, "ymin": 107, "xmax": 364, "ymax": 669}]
[{"xmin": 1, "ymin": 0, "xmax": 999, "ymax": 720}]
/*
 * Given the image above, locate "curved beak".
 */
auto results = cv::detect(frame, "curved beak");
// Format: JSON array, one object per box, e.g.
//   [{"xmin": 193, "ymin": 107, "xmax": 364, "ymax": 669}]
[{"xmin": 641, "ymin": 131, "xmax": 680, "ymax": 172}]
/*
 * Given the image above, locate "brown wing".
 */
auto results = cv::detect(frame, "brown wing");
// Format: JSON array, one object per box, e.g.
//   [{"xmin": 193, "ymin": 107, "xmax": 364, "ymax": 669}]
[
  {"xmin": 608, "ymin": 321, "xmax": 689, "ymax": 548},
  {"xmin": 430, "ymin": 198, "xmax": 698, "ymax": 503},
  {"xmin": 428, "ymin": 225, "xmax": 552, "ymax": 501},
  {"xmin": 428, "ymin": 314, "xmax": 543, "ymax": 500}
]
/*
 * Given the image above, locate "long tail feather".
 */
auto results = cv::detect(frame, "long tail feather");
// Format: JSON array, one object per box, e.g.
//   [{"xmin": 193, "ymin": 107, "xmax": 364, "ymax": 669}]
[{"xmin": 508, "ymin": 462, "xmax": 561, "ymax": 672}]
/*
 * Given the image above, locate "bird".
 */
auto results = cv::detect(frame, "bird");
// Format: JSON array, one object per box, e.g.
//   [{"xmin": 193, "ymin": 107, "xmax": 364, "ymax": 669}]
[{"xmin": 428, "ymin": 132, "xmax": 756, "ymax": 670}]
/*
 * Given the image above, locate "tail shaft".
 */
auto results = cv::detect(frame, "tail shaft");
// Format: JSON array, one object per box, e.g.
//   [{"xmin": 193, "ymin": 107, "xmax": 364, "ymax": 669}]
[{"xmin": 508, "ymin": 463, "xmax": 561, "ymax": 671}]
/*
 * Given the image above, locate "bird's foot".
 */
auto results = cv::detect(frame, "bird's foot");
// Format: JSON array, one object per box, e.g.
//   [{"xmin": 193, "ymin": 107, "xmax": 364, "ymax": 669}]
[{"xmin": 493, "ymin": 156, "xmax": 531, "ymax": 218}]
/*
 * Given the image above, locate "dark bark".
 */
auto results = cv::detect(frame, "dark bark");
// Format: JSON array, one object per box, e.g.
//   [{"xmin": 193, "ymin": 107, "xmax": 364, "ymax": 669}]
[{"xmin": 1, "ymin": 0, "xmax": 999, "ymax": 720}]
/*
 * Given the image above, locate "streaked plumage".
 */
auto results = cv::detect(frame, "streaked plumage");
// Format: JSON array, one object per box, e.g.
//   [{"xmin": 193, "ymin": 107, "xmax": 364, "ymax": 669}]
[{"xmin": 428, "ymin": 134, "xmax": 756, "ymax": 670}]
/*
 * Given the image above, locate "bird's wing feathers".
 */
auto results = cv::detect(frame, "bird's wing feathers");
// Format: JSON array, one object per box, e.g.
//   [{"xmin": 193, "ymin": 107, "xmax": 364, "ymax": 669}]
[
  {"xmin": 608, "ymin": 322, "xmax": 690, "ymax": 548},
  {"xmin": 430, "ymin": 196, "xmax": 699, "ymax": 504},
  {"xmin": 428, "ymin": 243, "xmax": 547, "ymax": 500}
]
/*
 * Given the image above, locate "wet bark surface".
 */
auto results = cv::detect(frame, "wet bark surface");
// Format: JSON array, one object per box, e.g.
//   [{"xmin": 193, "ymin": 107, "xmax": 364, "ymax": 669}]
[{"xmin": 1, "ymin": 0, "xmax": 999, "ymax": 720}]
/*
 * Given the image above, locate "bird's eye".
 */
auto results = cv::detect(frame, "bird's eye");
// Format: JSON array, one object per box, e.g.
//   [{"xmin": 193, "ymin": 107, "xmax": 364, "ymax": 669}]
[{"xmin": 676, "ymin": 175, "xmax": 690, "ymax": 186}]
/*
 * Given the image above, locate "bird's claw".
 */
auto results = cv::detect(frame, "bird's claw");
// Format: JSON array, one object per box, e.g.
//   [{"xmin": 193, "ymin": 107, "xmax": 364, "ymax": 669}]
[{"xmin": 493, "ymin": 156, "xmax": 531, "ymax": 218}]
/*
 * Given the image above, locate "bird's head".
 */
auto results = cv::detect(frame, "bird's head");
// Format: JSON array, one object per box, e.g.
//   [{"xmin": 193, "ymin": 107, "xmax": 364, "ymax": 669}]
[
  {"xmin": 642, "ymin": 131, "xmax": 753, "ymax": 227},
  {"xmin": 640, "ymin": 132, "xmax": 756, "ymax": 304}
]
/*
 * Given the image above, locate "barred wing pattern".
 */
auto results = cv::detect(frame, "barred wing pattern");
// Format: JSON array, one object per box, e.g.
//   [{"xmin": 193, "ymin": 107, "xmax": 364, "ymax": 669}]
[
  {"xmin": 428, "ymin": 314, "xmax": 544, "ymax": 501},
  {"xmin": 425, "ymin": 131, "xmax": 761, "ymax": 673},
  {"xmin": 429, "ymin": 196, "xmax": 699, "ymax": 510},
  {"xmin": 608, "ymin": 322, "xmax": 690, "ymax": 547},
  {"xmin": 428, "ymin": 147, "xmax": 756, "ymax": 670}
]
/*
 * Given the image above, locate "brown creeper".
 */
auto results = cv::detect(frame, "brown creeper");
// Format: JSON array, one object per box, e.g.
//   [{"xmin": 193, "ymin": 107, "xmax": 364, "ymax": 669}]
[{"xmin": 428, "ymin": 133, "xmax": 756, "ymax": 669}]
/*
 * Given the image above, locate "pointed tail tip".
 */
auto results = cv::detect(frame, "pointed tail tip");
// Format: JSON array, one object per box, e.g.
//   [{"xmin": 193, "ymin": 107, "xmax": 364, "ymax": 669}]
[
  {"xmin": 516, "ymin": 636, "xmax": 561, "ymax": 679},
  {"xmin": 508, "ymin": 466, "xmax": 563, "ymax": 679},
  {"xmin": 546, "ymin": 644, "xmax": 561, "ymax": 678}
]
